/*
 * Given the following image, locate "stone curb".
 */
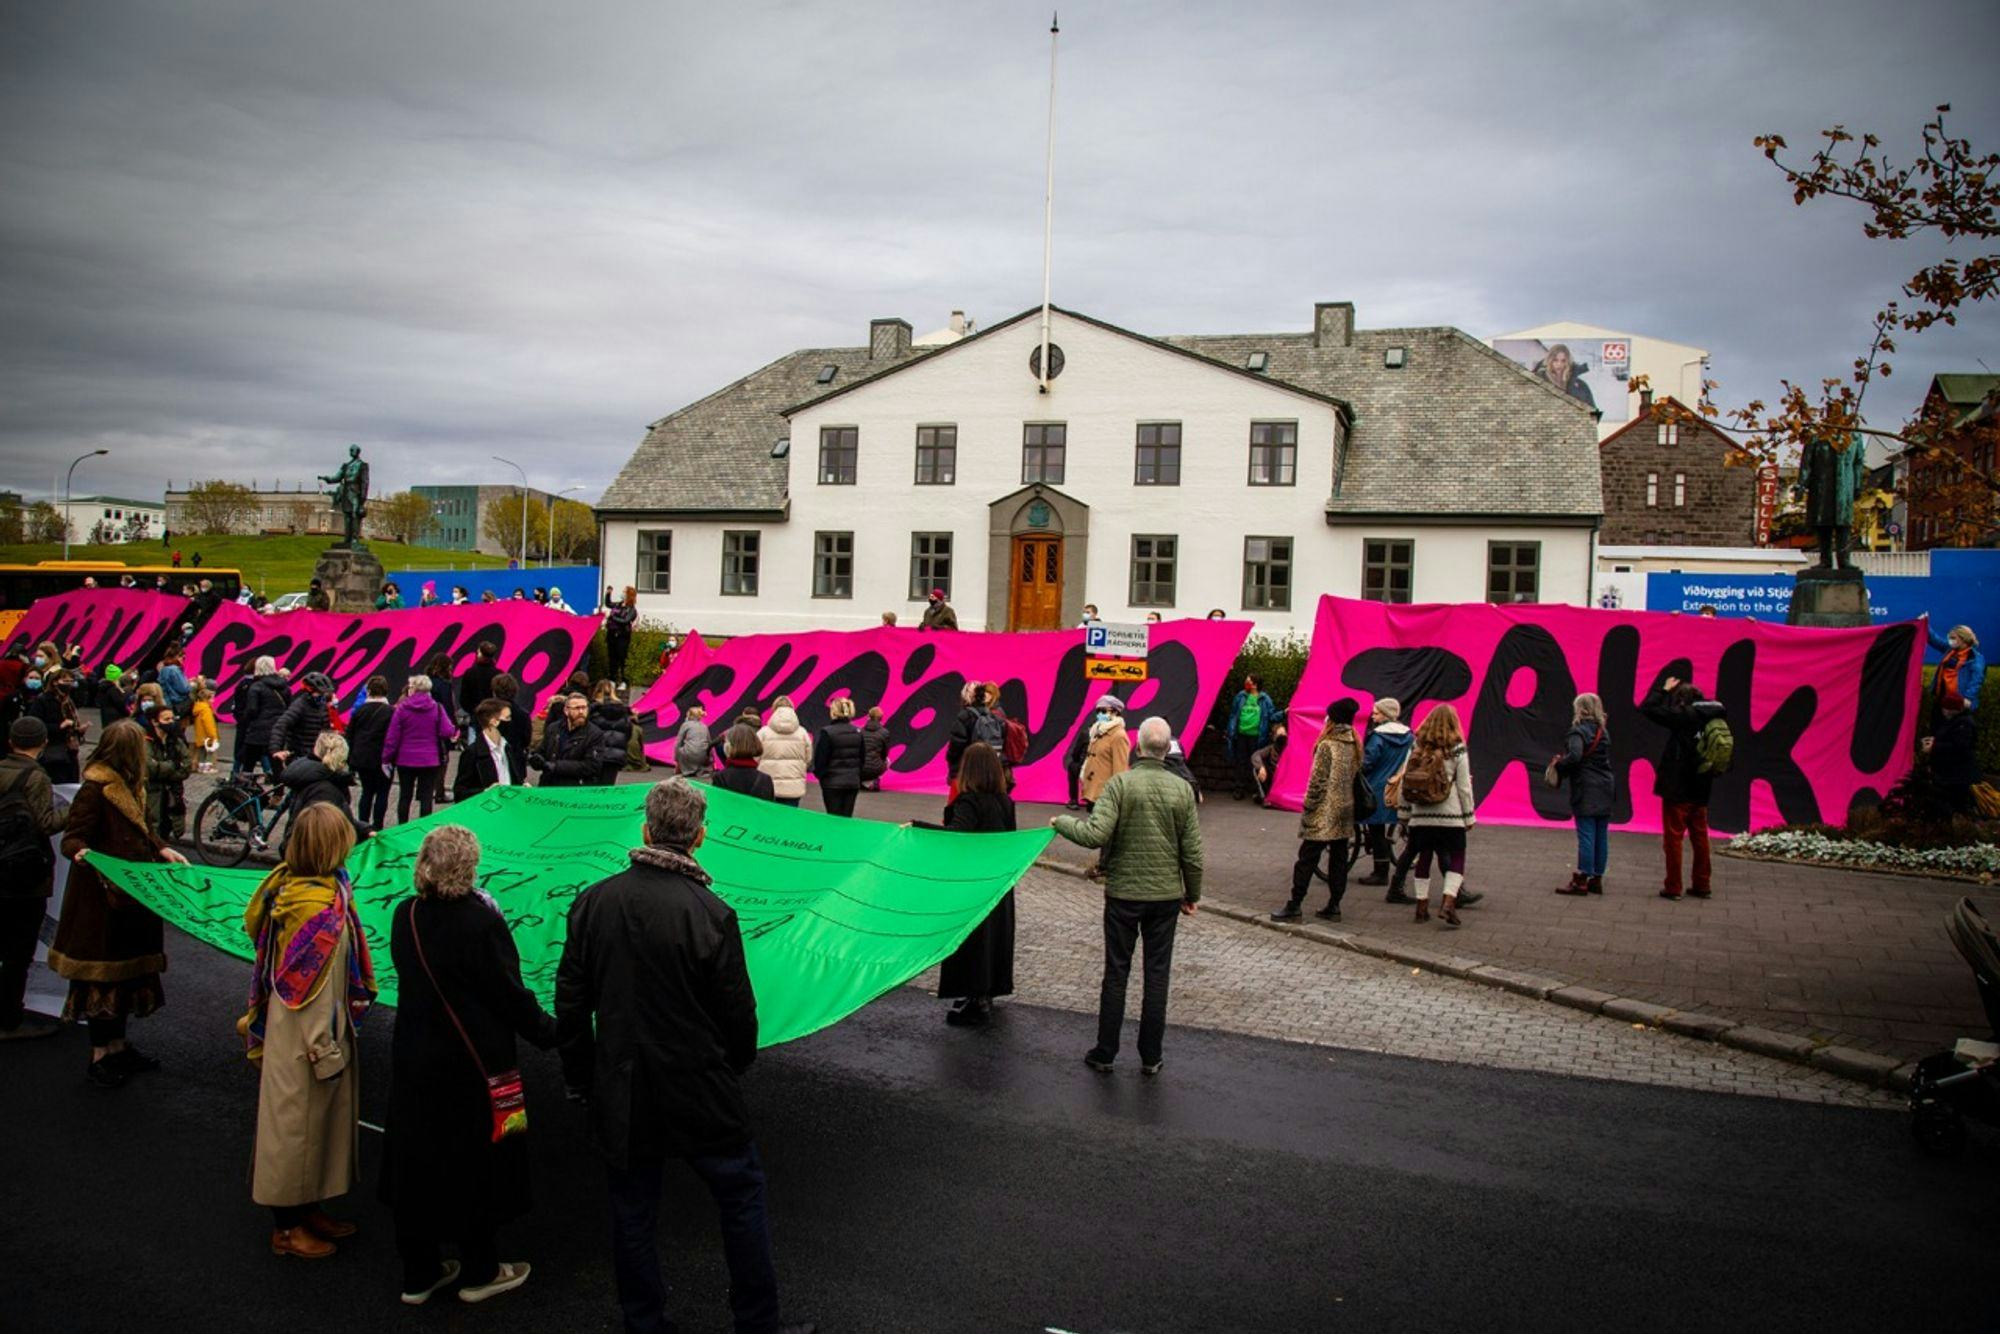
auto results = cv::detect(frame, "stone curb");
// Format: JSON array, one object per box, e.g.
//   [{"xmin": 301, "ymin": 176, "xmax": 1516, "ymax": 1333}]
[{"xmin": 1030, "ymin": 855, "xmax": 1914, "ymax": 1094}]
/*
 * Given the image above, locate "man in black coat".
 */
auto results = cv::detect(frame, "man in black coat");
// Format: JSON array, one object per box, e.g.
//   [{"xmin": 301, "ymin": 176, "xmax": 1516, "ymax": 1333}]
[
  {"xmin": 530, "ymin": 694, "xmax": 610, "ymax": 788},
  {"xmin": 268, "ymin": 671, "xmax": 336, "ymax": 768},
  {"xmin": 458, "ymin": 641, "xmax": 501, "ymax": 717},
  {"xmin": 555, "ymin": 780, "xmax": 814, "ymax": 1334},
  {"xmin": 1640, "ymin": 677, "xmax": 1730, "ymax": 900}
]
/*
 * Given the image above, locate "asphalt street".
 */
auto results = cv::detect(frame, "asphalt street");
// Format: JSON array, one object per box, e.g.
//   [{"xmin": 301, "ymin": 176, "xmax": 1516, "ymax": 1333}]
[{"xmin": 4, "ymin": 920, "xmax": 1996, "ymax": 1334}]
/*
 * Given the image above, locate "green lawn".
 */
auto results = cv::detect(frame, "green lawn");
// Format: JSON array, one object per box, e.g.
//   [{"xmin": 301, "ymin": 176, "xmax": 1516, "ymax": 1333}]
[{"xmin": 0, "ymin": 535, "xmax": 512, "ymax": 595}]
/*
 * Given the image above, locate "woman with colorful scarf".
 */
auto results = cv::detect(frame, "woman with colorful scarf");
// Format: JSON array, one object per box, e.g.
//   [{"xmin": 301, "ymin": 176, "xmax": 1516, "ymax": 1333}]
[
  {"xmin": 238, "ymin": 803, "xmax": 376, "ymax": 1261},
  {"xmin": 52, "ymin": 720, "xmax": 189, "ymax": 1088}
]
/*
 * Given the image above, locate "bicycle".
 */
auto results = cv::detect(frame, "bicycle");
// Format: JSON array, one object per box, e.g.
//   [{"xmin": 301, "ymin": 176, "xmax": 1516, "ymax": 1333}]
[{"xmin": 192, "ymin": 770, "xmax": 293, "ymax": 867}]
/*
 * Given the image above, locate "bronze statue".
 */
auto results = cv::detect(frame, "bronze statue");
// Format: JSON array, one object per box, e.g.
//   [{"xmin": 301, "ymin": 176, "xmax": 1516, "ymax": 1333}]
[
  {"xmin": 1797, "ymin": 433, "xmax": 1869, "ymax": 570},
  {"xmin": 318, "ymin": 444, "xmax": 371, "ymax": 548}
]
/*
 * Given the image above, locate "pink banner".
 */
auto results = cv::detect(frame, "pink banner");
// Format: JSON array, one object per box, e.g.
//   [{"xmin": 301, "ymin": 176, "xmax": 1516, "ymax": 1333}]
[
  {"xmin": 1269, "ymin": 596, "xmax": 1926, "ymax": 835},
  {"xmin": 634, "ymin": 621, "xmax": 1252, "ymax": 803},
  {"xmin": 185, "ymin": 601, "xmax": 601, "ymax": 717},
  {"xmin": 1, "ymin": 589, "xmax": 190, "ymax": 669}
]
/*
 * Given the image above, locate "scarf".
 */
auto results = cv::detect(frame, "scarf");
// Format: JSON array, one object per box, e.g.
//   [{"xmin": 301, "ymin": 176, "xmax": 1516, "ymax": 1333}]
[
  {"xmin": 82, "ymin": 761, "xmax": 148, "ymax": 829},
  {"xmin": 629, "ymin": 843, "xmax": 712, "ymax": 888},
  {"xmin": 238, "ymin": 866, "xmax": 377, "ymax": 1062},
  {"xmin": 1090, "ymin": 716, "xmax": 1124, "ymax": 743}
]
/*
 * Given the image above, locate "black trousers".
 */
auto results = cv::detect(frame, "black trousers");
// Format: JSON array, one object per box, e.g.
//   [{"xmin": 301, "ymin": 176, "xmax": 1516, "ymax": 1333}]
[
  {"xmin": 1066, "ymin": 758, "xmax": 1083, "ymax": 805},
  {"xmin": 398, "ymin": 1220, "xmax": 499, "ymax": 1291},
  {"xmin": 607, "ymin": 635, "xmax": 631, "ymax": 684},
  {"xmin": 1094, "ymin": 898, "xmax": 1181, "ymax": 1067},
  {"xmin": 357, "ymin": 768, "xmax": 392, "ymax": 828},
  {"xmin": 396, "ymin": 765, "xmax": 439, "ymax": 824},
  {"xmin": 1363, "ymin": 823, "xmax": 1393, "ymax": 866},
  {"xmin": 1290, "ymin": 838, "xmax": 1348, "ymax": 907},
  {"xmin": 607, "ymin": 1146, "xmax": 780, "ymax": 1334},
  {"xmin": 0, "ymin": 896, "xmax": 47, "ymax": 1030},
  {"xmin": 1388, "ymin": 830, "xmax": 1420, "ymax": 887},
  {"xmin": 822, "ymin": 786, "xmax": 858, "ymax": 818}
]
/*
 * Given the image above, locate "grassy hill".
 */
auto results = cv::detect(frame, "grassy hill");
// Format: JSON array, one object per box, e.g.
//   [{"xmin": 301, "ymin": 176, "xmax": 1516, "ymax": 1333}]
[{"xmin": 0, "ymin": 535, "xmax": 512, "ymax": 596}]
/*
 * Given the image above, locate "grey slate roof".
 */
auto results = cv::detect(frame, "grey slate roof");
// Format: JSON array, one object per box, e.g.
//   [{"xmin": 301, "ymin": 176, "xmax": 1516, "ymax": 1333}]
[
  {"xmin": 1160, "ymin": 326, "xmax": 1602, "ymax": 519},
  {"xmin": 604, "ymin": 309, "xmax": 1602, "ymax": 521}
]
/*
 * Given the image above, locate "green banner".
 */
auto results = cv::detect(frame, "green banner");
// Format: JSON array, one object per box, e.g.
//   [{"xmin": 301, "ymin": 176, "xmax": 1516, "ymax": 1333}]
[{"xmin": 90, "ymin": 783, "xmax": 1050, "ymax": 1047}]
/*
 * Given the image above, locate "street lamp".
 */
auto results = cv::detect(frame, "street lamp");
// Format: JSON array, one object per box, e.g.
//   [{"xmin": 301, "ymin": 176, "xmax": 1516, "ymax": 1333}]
[
  {"xmin": 63, "ymin": 449, "xmax": 108, "ymax": 560},
  {"xmin": 491, "ymin": 456, "xmax": 528, "ymax": 568},
  {"xmin": 546, "ymin": 486, "xmax": 582, "ymax": 570}
]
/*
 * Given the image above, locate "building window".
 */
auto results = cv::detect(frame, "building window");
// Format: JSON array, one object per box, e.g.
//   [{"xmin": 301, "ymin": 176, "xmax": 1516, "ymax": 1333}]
[
  {"xmin": 1646, "ymin": 472, "xmax": 1659, "ymax": 507},
  {"xmin": 909, "ymin": 532, "xmax": 952, "ymax": 600},
  {"xmin": 813, "ymin": 531, "xmax": 854, "ymax": 599},
  {"xmin": 637, "ymin": 529, "xmax": 672, "ymax": 593},
  {"xmin": 721, "ymin": 530, "xmax": 760, "ymax": 596},
  {"xmin": 1022, "ymin": 423, "xmax": 1066, "ymax": 485},
  {"xmin": 1130, "ymin": 535, "xmax": 1177, "ymax": 606},
  {"xmin": 1657, "ymin": 422, "xmax": 1679, "ymax": 445},
  {"xmin": 1674, "ymin": 472, "xmax": 1687, "ymax": 507},
  {"xmin": 1487, "ymin": 541, "xmax": 1540, "ymax": 604},
  {"xmin": 1248, "ymin": 421, "xmax": 1297, "ymax": 486},
  {"xmin": 819, "ymin": 427, "xmax": 858, "ymax": 485},
  {"xmin": 1242, "ymin": 536, "xmax": 1293, "ymax": 610},
  {"xmin": 1135, "ymin": 423, "xmax": 1182, "ymax": 486},
  {"xmin": 1362, "ymin": 538, "xmax": 1414, "ymax": 604},
  {"xmin": 915, "ymin": 425, "xmax": 957, "ymax": 485}
]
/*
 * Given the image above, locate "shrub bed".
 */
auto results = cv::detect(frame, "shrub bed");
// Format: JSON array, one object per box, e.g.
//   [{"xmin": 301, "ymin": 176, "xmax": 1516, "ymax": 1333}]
[{"xmin": 1724, "ymin": 829, "xmax": 1998, "ymax": 881}]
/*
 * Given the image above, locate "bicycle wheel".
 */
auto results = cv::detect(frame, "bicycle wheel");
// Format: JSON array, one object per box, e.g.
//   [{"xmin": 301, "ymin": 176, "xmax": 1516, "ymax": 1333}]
[{"xmin": 193, "ymin": 788, "xmax": 258, "ymax": 867}]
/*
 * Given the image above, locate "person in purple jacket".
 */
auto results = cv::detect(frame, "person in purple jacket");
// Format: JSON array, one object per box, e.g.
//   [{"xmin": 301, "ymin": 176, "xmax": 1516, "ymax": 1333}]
[{"xmin": 380, "ymin": 674, "xmax": 461, "ymax": 826}]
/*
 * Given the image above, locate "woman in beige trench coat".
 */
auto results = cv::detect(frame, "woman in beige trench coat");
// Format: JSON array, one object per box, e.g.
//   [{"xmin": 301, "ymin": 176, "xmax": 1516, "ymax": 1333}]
[{"xmin": 239, "ymin": 803, "xmax": 377, "ymax": 1259}]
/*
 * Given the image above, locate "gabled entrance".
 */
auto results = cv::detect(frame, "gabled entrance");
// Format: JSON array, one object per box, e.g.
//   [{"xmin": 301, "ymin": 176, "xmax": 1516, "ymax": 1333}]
[{"xmin": 987, "ymin": 484, "xmax": 1089, "ymax": 632}]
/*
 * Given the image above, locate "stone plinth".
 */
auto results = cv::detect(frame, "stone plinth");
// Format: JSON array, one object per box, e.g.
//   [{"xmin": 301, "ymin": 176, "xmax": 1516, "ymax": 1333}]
[
  {"xmin": 1787, "ymin": 565, "xmax": 1871, "ymax": 629},
  {"xmin": 312, "ymin": 546, "xmax": 385, "ymax": 614}
]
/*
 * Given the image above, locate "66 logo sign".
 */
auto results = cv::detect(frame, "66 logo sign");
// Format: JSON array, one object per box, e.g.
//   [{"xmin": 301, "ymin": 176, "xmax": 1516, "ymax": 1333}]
[{"xmin": 1600, "ymin": 341, "xmax": 1629, "ymax": 365}]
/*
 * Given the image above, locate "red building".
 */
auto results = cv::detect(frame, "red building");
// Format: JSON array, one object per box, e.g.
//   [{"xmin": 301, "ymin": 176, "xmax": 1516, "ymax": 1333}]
[{"xmin": 1906, "ymin": 373, "xmax": 2000, "ymax": 550}]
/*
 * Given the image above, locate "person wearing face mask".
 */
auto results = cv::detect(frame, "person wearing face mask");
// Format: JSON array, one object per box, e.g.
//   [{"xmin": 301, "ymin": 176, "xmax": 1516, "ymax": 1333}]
[
  {"xmin": 268, "ymin": 672, "xmax": 338, "ymax": 769},
  {"xmin": 27, "ymin": 669, "xmax": 85, "ymax": 784},
  {"xmin": 1926, "ymin": 620, "xmax": 1983, "ymax": 716},
  {"xmin": 140, "ymin": 690, "xmax": 194, "ymax": 842}
]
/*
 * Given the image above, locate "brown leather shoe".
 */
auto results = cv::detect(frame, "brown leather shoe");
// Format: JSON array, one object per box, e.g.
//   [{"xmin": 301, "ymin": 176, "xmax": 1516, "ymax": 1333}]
[
  {"xmin": 1556, "ymin": 872, "xmax": 1590, "ymax": 896},
  {"xmin": 1413, "ymin": 900, "xmax": 1430, "ymax": 923},
  {"xmin": 1440, "ymin": 899, "xmax": 1462, "ymax": 927},
  {"xmin": 271, "ymin": 1226, "xmax": 336, "ymax": 1260},
  {"xmin": 1687, "ymin": 887, "xmax": 1713, "ymax": 899},
  {"xmin": 303, "ymin": 1208, "xmax": 357, "ymax": 1240}
]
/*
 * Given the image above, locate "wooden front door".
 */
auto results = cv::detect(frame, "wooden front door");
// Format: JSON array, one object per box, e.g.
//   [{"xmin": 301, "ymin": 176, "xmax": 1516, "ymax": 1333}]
[{"xmin": 1009, "ymin": 535, "xmax": 1063, "ymax": 631}]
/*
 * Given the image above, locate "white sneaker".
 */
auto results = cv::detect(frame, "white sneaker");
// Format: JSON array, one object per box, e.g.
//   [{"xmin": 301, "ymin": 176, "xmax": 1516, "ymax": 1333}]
[
  {"xmin": 400, "ymin": 1259, "xmax": 461, "ymax": 1305},
  {"xmin": 458, "ymin": 1262, "xmax": 531, "ymax": 1304}
]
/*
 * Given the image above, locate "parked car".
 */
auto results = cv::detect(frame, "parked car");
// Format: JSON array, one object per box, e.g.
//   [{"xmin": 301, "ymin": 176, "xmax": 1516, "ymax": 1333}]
[{"xmin": 270, "ymin": 591, "xmax": 309, "ymax": 612}]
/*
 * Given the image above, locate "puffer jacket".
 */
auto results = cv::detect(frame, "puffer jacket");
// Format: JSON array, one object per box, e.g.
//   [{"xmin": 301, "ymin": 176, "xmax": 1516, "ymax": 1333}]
[
  {"xmin": 382, "ymin": 692, "xmax": 459, "ymax": 770},
  {"xmin": 1052, "ymin": 758, "xmax": 1204, "ymax": 903},
  {"xmin": 1359, "ymin": 721, "xmax": 1412, "ymax": 827},
  {"xmin": 234, "ymin": 674, "xmax": 290, "ymax": 748},
  {"xmin": 1400, "ymin": 742, "xmax": 1476, "ymax": 828},
  {"xmin": 589, "ymin": 699, "xmax": 634, "ymax": 784},
  {"xmin": 756, "ymin": 708, "xmax": 813, "ymax": 799},
  {"xmin": 1297, "ymin": 723, "xmax": 1362, "ymax": 842},
  {"xmin": 1556, "ymin": 720, "xmax": 1615, "ymax": 818},
  {"xmin": 268, "ymin": 689, "xmax": 330, "ymax": 759},
  {"xmin": 812, "ymin": 720, "xmax": 867, "ymax": 792},
  {"xmin": 280, "ymin": 756, "xmax": 356, "ymax": 815},
  {"xmin": 860, "ymin": 718, "xmax": 889, "ymax": 779},
  {"xmin": 1079, "ymin": 718, "xmax": 1131, "ymax": 803}
]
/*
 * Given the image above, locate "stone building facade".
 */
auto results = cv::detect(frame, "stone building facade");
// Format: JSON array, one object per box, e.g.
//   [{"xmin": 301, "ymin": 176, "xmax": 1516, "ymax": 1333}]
[{"xmin": 1597, "ymin": 397, "xmax": 1757, "ymax": 547}]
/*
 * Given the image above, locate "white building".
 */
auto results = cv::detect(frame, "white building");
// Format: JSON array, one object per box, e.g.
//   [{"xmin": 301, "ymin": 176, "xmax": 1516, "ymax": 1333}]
[
  {"xmin": 599, "ymin": 301, "xmax": 1605, "ymax": 634},
  {"xmin": 65, "ymin": 494, "xmax": 166, "ymax": 545},
  {"xmin": 1489, "ymin": 321, "xmax": 1711, "ymax": 440}
]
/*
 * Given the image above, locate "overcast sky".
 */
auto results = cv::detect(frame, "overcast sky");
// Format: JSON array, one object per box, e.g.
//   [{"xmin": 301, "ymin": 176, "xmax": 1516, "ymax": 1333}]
[{"xmin": 3, "ymin": 0, "xmax": 1996, "ymax": 506}]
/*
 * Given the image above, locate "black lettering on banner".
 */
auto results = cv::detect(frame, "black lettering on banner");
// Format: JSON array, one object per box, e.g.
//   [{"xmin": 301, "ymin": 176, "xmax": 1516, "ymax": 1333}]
[
  {"xmin": 1339, "ymin": 646, "xmax": 1476, "ymax": 718},
  {"xmin": 1011, "ymin": 644, "xmax": 1096, "ymax": 765},
  {"xmin": 505, "ymin": 627, "xmax": 592, "ymax": 707},
  {"xmin": 1706, "ymin": 637, "xmax": 1818, "ymax": 830},
  {"xmin": 800, "ymin": 652, "xmax": 893, "ymax": 732},
  {"xmin": 888, "ymin": 671, "xmax": 971, "ymax": 774},
  {"xmin": 1594, "ymin": 627, "xmax": 1685, "ymax": 825},
  {"xmin": 1465, "ymin": 624, "xmax": 1577, "ymax": 820},
  {"xmin": 1851, "ymin": 622, "xmax": 1916, "ymax": 774},
  {"xmin": 1115, "ymin": 640, "xmax": 1203, "ymax": 738}
]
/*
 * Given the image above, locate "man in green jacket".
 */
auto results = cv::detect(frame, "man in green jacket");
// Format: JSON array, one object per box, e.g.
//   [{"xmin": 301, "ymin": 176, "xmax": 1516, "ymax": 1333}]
[{"xmin": 1051, "ymin": 716, "xmax": 1204, "ymax": 1076}]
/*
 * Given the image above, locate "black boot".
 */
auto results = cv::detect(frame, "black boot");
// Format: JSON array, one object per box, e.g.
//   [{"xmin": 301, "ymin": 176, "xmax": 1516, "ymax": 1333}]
[
  {"xmin": 1314, "ymin": 899, "xmax": 1342, "ymax": 921},
  {"xmin": 1384, "ymin": 874, "xmax": 1415, "ymax": 905},
  {"xmin": 1270, "ymin": 898, "xmax": 1304, "ymax": 921},
  {"xmin": 1357, "ymin": 860, "xmax": 1390, "ymax": 887}
]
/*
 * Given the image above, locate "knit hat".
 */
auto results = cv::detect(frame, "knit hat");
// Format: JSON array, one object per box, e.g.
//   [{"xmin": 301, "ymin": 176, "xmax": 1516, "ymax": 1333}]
[
  {"xmin": 929, "ymin": 588, "xmax": 946, "ymax": 600},
  {"xmin": 9, "ymin": 716, "xmax": 48, "ymax": 749},
  {"xmin": 1093, "ymin": 694, "xmax": 1125, "ymax": 712},
  {"xmin": 1328, "ymin": 698, "xmax": 1360, "ymax": 725},
  {"xmin": 103, "ymin": 665, "xmax": 123, "ymax": 683}
]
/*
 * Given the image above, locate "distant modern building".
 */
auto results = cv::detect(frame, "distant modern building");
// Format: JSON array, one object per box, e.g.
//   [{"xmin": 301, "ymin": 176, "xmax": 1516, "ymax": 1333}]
[
  {"xmin": 1904, "ymin": 373, "xmax": 2000, "ymax": 550},
  {"xmin": 1596, "ymin": 395, "xmax": 1761, "ymax": 547},
  {"xmin": 598, "ymin": 299, "xmax": 1605, "ymax": 635},
  {"xmin": 65, "ymin": 494, "xmax": 166, "ymax": 545},
  {"xmin": 1488, "ymin": 321, "xmax": 1710, "ymax": 440},
  {"xmin": 412, "ymin": 484, "xmax": 561, "ymax": 556}
]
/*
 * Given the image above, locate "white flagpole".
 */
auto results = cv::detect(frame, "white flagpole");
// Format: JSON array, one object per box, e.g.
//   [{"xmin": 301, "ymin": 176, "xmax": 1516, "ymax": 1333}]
[{"xmin": 1038, "ymin": 12, "xmax": 1059, "ymax": 395}]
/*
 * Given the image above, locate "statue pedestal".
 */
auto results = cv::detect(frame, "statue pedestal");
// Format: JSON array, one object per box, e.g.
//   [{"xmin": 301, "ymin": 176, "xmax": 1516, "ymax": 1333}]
[
  {"xmin": 1787, "ymin": 565, "xmax": 1871, "ymax": 629},
  {"xmin": 313, "ymin": 546, "xmax": 385, "ymax": 614}
]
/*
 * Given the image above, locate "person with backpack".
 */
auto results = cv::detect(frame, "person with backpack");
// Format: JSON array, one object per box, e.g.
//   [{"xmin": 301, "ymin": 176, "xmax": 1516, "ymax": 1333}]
[
  {"xmin": 1398, "ymin": 703, "xmax": 1475, "ymax": 928},
  {"xmin": 1641, "ymin": 676, "xmax": 1731, "ymax": 900},
  {"xmin": 1272, "ymin": 699, "xmax": 1363, "ymax": 923},
  {"xmin": 1552, "ymin": 693, "xmax": 1615, "ymax": 896},
  {"xmin": 0, "ymin": 718, "xmax": 66, "ymax": 1040},
  {"xmin": 674, "ymin": 704, "xmax": 714, "ymax": 781},
  {"xmin": 811, "ymin": 697, "xmax": 868, "ymax": 817},
  {"xmin": 946, "ymin": 682, "xmax": 1007, "ymax": 790}
]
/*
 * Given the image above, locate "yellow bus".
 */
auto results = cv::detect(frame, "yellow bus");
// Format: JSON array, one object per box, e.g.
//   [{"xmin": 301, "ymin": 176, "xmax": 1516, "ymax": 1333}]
[{"xmin": 0, "ymin": 561, "xmax": 243, "ymax": 639}]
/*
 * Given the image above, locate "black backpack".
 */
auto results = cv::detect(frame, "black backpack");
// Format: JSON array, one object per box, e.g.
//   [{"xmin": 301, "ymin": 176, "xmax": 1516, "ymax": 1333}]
[
  {"xmin": 0, "ymin": 765, "xmax": 55, "ymax": 882},
  {"xmin": 973, "ymin": 708, "xmax": 1007, "ymax": 752}
]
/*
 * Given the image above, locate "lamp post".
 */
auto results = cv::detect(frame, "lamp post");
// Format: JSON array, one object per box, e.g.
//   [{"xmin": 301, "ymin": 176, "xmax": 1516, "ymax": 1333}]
[
  {"xmin": 546, "ymin": 486, "xmax": 582, "ymax": 570},
  {"xmin": 491, "ymin": 456, "xmax": 528, "ymax": 568},
  {"xmin": 63, "ymin": 449, "xmax": 108, "ymax": 560}
]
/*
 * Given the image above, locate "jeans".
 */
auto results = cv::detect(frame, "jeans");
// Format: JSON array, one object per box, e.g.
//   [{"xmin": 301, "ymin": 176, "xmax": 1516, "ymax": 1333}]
[
  {"xmin": 607, "ymin": 1145, "xmax": 781, "ymax": 1334},
  {"xmin": 1290, "ymin": 838, "xmax": 1347, "ymax": 908},
  {"xmin": 1574, "ymin": 815, "xmax": 1610, "ymax": 876},
  {"xmin": 0, "ymin": 897, "xmax": 46, "ymax": 1029},
  {"xmin": 396, "ymin": 765, "xmax": 439, "ymax": 825},
  {"xmin": 821, "ymin": 787, "xmax": 858, "ymax": 818},
  {"xmin": 1093, "ymin": 897, "xmax": 1181, "ymax": 1066},
  {"xmin": 357, "ymin": 768, "xmax": 391, "ymax": 829},
  {"xmin": 1661, "ymin": 799, "xmax": 1711, "ymax": 893}
]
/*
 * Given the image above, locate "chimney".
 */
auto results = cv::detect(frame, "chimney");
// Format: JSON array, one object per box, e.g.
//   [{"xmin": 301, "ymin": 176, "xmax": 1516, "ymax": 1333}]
[
  {"xmin": 870, "ymin": 318, "xmax": 913, "ymax": 361},
  {"xmin": 949, "ymin": 309, "xmax": 967, "ymax": 336},
  {"xmin": 1640, "ymin": 386, "xmax": 1655, "ymax": 414},
  {"xmin": 1313, "ymin": 301, "xmax": 1354, "ymax": 348}
]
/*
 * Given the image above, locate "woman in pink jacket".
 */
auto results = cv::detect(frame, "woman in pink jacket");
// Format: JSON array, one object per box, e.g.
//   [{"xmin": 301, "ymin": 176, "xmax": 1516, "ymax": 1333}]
[{"xmin": 380, "ymin": 674, "xmax": 461, "ymax": 827}]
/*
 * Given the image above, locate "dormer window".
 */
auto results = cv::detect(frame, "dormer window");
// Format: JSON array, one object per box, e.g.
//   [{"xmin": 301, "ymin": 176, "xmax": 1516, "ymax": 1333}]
[
  {"xmin": 1245, "ymin": 351, "xmax": 1269, "ymax": 372},
  {"xmin": 816, "ymin": 364, "xmax": 838, "ymax": 385}
]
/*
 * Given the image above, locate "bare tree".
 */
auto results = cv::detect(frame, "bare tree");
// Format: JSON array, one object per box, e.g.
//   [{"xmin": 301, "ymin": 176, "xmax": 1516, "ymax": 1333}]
[{"xmin": 181, "ymin": 480, "xmax": 261, "ymax": 535}]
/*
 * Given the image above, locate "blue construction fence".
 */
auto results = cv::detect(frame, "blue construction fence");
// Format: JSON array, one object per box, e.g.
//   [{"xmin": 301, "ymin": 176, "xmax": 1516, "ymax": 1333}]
[
  {"xmin": 382, "ymin": 564, "xmax": 605, "ymax": 609},
  {"xmin": 1645, "ymin": 549, "xmax": 2000, "ymax": 664}
]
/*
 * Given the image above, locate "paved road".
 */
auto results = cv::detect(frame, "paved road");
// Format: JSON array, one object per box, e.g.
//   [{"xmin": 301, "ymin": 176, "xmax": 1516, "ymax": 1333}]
[{"xmin": 7, "ymin": 903, "xmax": 1994, "ymax": 1332}]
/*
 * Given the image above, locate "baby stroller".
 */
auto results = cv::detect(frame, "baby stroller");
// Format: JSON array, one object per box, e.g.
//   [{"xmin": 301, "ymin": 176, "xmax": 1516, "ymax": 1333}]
[{"xmin": 1908, "ymin": 898, "xmax": 2000, "ymax": 1156}]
